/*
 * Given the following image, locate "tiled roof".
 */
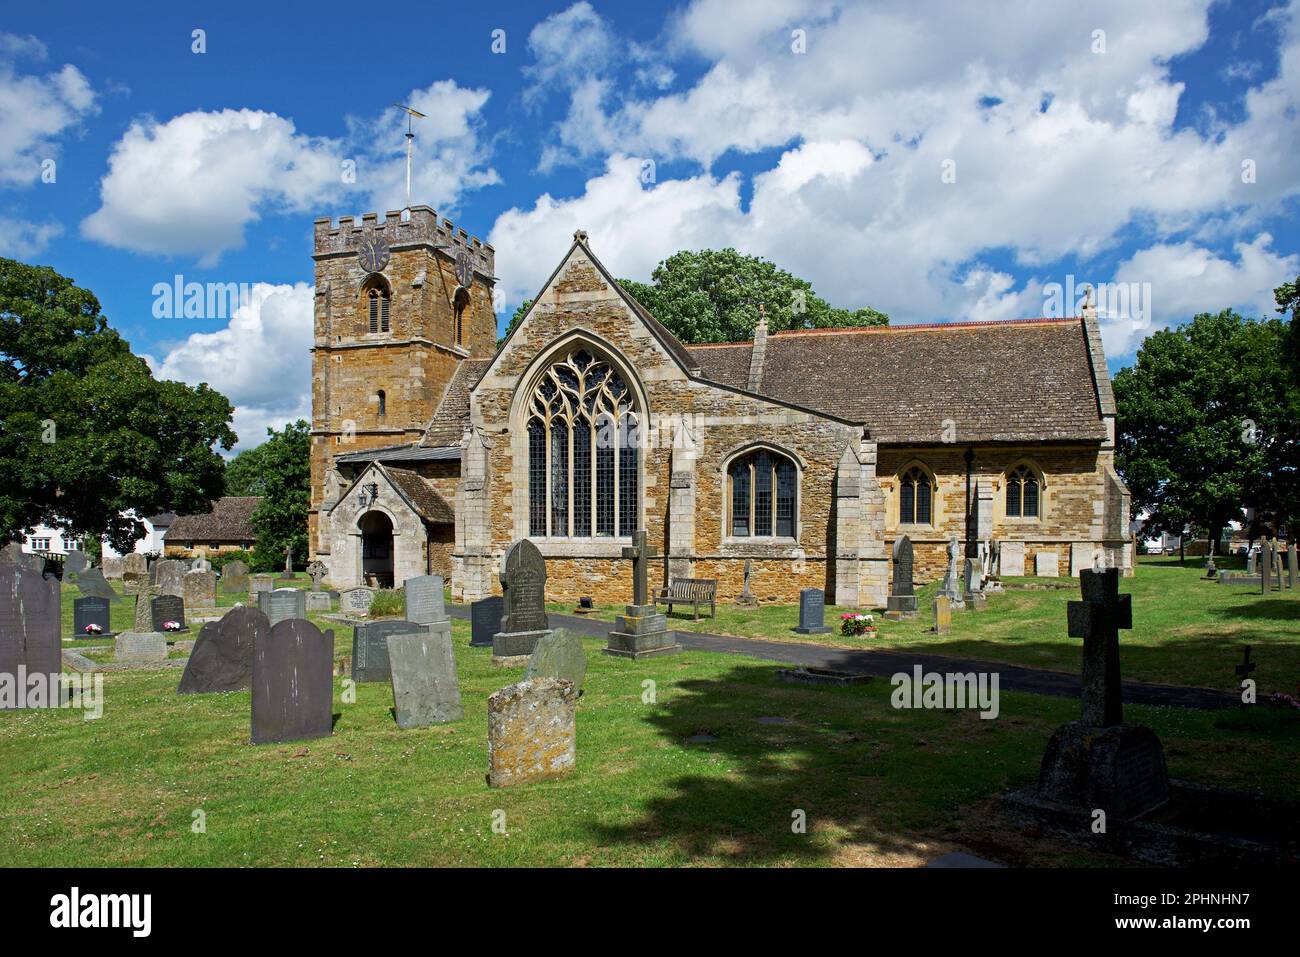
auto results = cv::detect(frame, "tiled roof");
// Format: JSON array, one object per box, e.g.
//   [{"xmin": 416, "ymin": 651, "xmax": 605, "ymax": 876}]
[
  {"xmin": 336, "ymin": 444, "xmax": 460, "ymax": 464},
  {"xmin": 385, "ymin": 467, "xmax": 455, "ymax": 523},
  {"xmin": 688, "ymin": 342, "xmax": 753, "ymax": 390},
  {"xmin": 420, "ymin": 358, "xmax": 492, "ymax": 447},
  {"xmin": 166, "ymin": 497, "xmax": 260, "ymax": 542}
]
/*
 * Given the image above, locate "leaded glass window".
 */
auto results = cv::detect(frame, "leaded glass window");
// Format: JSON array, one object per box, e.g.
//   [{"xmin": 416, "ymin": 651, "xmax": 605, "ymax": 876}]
[
  {"xmin": 899, "ymin": 466, "xmax": 934, "ymax": 525},
  {"xmin": 1006, "ymin": 465, "xmax": 1041, "ymax": 518},
  {"xmin": 526, "ymin": 349, "xmax": 640, "ymax": 537},
  {"xmin": 728, "ymin": 449, "xmax": 798, "ymax": 538}
]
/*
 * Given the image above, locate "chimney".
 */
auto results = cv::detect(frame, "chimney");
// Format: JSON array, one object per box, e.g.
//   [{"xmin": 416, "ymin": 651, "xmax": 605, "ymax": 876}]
[{"xmin": 747, "ymin": 307, "xmax": 768, "ymax": 393}]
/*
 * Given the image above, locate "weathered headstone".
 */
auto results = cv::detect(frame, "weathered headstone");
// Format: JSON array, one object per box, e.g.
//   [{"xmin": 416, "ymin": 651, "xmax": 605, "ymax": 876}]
[
  {"xmin": 1262, "ymin": 539, "xmax": 1275, "ymax": 593},
  {"xmin": 64, "ymin": 550, "xmax": 90, "ymax": 577},
  {"xmin": 605, "ymin": 530, "xmax": 679, "ymax": 659},
  {"xmin": 131, "ymin": 584, "xmax": 158, "ymax": 633},
  {"xmin": 305, "ymin": 591, "xmax": 332, "ymax": 612},
  {"xmin": 251, "ymin": 619, "xmax": 335, "ymax": 745},
  {"xmin": 155, "ymin": 559, "xmax": 186, "ymax": 598},
  {"xmin": 72, "ymin": 596, "xmax": 115, "ymax": 639},
  {"xmin": 1069, "ymin": 543, "xmax": 1099, "ymax": 577},
  {"xmin": 122, "ymin": 552, "xmax": 147, "ymax": 578},
  {"xmin": 341, "ymin": 586, "xmax": 375, "ymax": 617},
  {"xmin": 793, "ymin": 588, "xmax": 831, "ymax": 634},
  {"xmin": 1034, "ymin": 551, "xmax": 1060, "ymax": 577},
  {"xmin": 277, "ymin": 544, "xmax": 295, "ymax": 580},
  {"xmin": 258, "ymin": 588, "xmax": 307, "ymax": 627},
  {"xmin": 493, "ymin": 539, "xmax": 552, "ymax": 663},
  {"xmin": 486, "ymin": 677, "xmax": 577, "ymax": 788},
  {"xmin": 115, "ymin": 631, "xmax": 167, "ymax": 666},
  {"xmin": 147, "ymin": 559, "xmax": 158, "ymax": 584},
  {"xmin": 736, "ymin": 559, "xmax": 757, "ymax": 607},
  {"xmin": 121, "ymin": 571, "xmax": 145, "ymax": 595},
  {"xmin": 306, "ymin": 560, "xmax": 328, "ymax": 591},
  {"xmin": 248, "ymin": 574, "xmax": 275, "ymax": 602},
  {"xmin": 76, "ymin": 566, "xmax": 119, "ymax": 602},
  {"xmin": 183, "ymin": 569, "xmax": 217, "ymax": 613},
  {"xmin": 404, "ymin": 575, "xmax": 447, "ymax": 626},
  {"xmin": 177, "ymin": 605, "xmax": 266, "ymax": 694},
  {"xmin": 388, "ymin": 626, "xmax": 463, "ymax": 727},
  {"xmin": 151, "ymin": 594, "xmax": 187, "ymax": 633},
  {"xmin": 352, "ymin": 619, "xmax": 426, "ymax": 683},
  {"xmin": 101, "ymin": 555, "xmax": 124, "ymax": 579},
  {"xmin": 1246, "ymin": 548, "xmax": 1257, "ymax": 575},
  {"xmin": 1037, "ymin": 568, "xmax": 1168, "ymax": 820},
  {"xmin": 885, "ymin": 535, "xmax": 918, "ymax": 619},
  {"xmin": 0, "ymin": 566, "xmax": 61, "ymax": 706},
  {"xmin": 526, "ymin": 628, "xmax": 587, "ymax": 692},
  {"xmin": 933, "ymin": 595, "xmax": 952, "ymax": 634},
  {"xmin": 221, "ymin": 560, "xmax": 250, "ymax": 594},
  {"xmin": 937, "ymin": 535, "xmax": 963, "ymax": 603},
  {"xmin": 1288, "ymin": 543, "xmax": 1298, "ymax": 589},
  {"xmin": 1000, "ymin": 541, "xmax": 1026, "ymax": 577},
  {"xmin": 471, "ymin": 595, "xmax": 503, "ymax": 648}
]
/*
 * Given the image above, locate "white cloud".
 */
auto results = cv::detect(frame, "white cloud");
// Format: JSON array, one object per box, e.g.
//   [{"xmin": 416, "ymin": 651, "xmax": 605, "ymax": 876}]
[
  {"xmin": 523, "ymin": 1, "xmax": 617, "ymax": 105},
  {"xmin": 151, "ymin": 282, "xmax": 313, "ymax": 451},
  {"xmin": 0, "ymin": 215, "xmax": 62, "ymax": 258},
  {"xmin": 0, "ymin": 32, "xmax": 97, "ymax": 186}
]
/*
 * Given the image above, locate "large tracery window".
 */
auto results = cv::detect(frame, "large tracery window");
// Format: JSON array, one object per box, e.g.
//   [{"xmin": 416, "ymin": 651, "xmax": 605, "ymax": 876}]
[
  {"xmin": 898, "ymin": 465, "xmax": 934, "ymax": 525},
  {"xmin": 1006, "ymin": 464, "xmax": 1041, "ymax": 518},
  {"xmin": 728, "ymin": 449, "xmax": 798, "ymax": 538},
  {"xmin": 527, "ymin": 349, "xmax": 639, "ymax": 537}
]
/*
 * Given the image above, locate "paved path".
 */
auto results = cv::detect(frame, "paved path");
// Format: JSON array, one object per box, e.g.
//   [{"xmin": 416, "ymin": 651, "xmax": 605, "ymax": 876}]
[{"xmin": 447, "ymin": 605, "xmax": 1237, "ymax": 711}]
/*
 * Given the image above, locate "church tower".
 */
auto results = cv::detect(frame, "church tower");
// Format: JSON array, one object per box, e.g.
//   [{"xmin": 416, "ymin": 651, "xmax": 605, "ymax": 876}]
[{"xmin": 308, "ymin": 206, "xmax": 496, "ymax": 557}]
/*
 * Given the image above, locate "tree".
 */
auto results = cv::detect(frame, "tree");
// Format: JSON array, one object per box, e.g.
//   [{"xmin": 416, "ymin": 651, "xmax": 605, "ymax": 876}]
[
  {"xmin": 1276, "ymin": 274, "xmax": 1300, "ymax": 385},
  {"xmin": 245, "ymin": 420, "xmax": 311, "ymax": 571},
  {"xmin": 0, "ymin": 258, "xmax": 236, "ymax": 553},
  {"xmin": 499, "ymin": 248, "xmax": 888, "ymax": 345},
  {"xmin": 224, "ymin": 442, "xmax": 272, "ymax": 496},
  {"xmin": 1114, "ymin": 309, "xmax": 1292, "ymax": 550}
]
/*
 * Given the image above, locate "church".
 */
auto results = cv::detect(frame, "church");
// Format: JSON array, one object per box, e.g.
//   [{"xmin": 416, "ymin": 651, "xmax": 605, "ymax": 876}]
[{"xmin": 308, "ymin": 205, "xmax": 1131, "ymax": 606}]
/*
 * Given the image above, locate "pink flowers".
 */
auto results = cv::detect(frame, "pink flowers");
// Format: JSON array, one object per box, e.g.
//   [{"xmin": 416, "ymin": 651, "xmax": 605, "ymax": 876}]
[
  {"xmin": 840, "ymin": 612, "xmax": 876, "ymax": 637},
  {"xmin": 83, "ymin": 624, "xmax": 102, "ymax": 636},
  {"xmin": 162, "ymin": 620, "xmax": 182, "ymax": 633}
]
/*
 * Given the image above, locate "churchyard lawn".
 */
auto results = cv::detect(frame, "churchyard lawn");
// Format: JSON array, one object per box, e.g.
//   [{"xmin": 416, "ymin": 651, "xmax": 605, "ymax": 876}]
[
  {"xmin": 551, "ymin": 557, "xmax": 1300, "ymax": 694},
  {"xmin": 3, "ymin": 613, "xmax": 1298, "ymax": 867}
]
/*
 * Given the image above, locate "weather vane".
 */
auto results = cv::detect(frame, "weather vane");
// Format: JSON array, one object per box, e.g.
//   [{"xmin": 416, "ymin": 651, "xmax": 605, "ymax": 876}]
[{"xmin": 392, "ymin": 103, "xmax": 426, "ymax": 208}]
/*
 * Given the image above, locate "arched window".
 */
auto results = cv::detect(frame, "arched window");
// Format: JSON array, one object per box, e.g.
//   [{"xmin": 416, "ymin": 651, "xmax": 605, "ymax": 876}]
[
  {"xmin": 526, "ymin": 348, "xmax": 639, "ymax": 537},
  {"xmin": 376, "ymin": 389, "xmax": 386, "ymax": 417},
  {"xmin": 728, "ymin": 449, "xmax": 798, "ymax": 537},
  {"xmin": 898, "ymin": 465, "xmax": 934, "ymax": 525},
  {"xmin": 364, "ymin": 279, "xmax": 391, "ymax": 334},
  {"xmin": 1006, "ymin": 464, "xmax": 1041, "ymax": 518},
  {"xmin": 454, "ymin": 287, "xmax": 470, "ymax": 347}
]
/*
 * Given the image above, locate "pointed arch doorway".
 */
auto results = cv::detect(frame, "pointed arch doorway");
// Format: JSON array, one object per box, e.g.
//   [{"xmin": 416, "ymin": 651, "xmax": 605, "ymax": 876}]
[{"xmin": 359, "ymin": 510, "xmax": 394, "ymax": 587}]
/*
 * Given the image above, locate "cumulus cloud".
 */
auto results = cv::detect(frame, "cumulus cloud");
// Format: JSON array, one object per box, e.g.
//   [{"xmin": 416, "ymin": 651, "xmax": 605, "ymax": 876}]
[
  {"xmin": 151, "ymin": 282, "xmax": 314, "ymax": 451},
  {"xmin": 0, "ymin": 215, "xmax": 62, "ymax": 258},
  {"xmin": 0, "ymin": 32, "xmax": 97, "ymax": 186}
]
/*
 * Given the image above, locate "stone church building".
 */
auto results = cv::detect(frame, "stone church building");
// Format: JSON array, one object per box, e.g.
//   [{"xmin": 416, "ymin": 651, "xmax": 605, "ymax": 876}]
[{"xmin": 309, "ymin": 206, "xmax": 1131, "ymax": 606}]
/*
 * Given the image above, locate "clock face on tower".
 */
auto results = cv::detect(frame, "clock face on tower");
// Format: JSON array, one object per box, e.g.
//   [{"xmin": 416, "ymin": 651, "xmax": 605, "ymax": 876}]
[
  {"xmin": 358, "ymin": 235, "xmax": 391, "ymax": 274},
  {"xmin": 455, "ymin": 249, "xmax": 474, "ymax": 289}
]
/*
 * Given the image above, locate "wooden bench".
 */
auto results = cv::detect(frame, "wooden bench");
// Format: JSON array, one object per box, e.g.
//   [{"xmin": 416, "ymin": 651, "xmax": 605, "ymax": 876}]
[{"xmin": 656, "ymin": 577, "xmax": 718, "ymax": 620}]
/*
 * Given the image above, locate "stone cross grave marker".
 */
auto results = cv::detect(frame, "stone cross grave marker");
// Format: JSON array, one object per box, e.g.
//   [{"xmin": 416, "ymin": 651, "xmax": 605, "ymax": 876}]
[
  {"xmin": 1066, "ymin": 567, "xmax": 1132, "ymax": 726},
  {"xmin": 388, "ymin": 625, "xmax": 463, "ymax": 727},
  {"xmin": 736, "ymin": 559, "xmax": 757, "ymax": 607},
  {"xmin": 404, "ymin": 575, "xmax": 447, "ymax": 627},
  {"xmin": 221, "ymin": 560, "xmax": 249, "ymax": 594},
  {"xmin": 486, "ymin": 676, "xmax": 577, "ymax": 788},
  {"xmin": 151, "ymin": 594, "xmax": 187, "ymax": 633},
  {"xmin": 938, "ymin": 534, "xmax": 962, "ymax": 601},
  {"xmin": 493, "ymin": 539, "xmax": 551, "ymax": 661},
  {"xmin": 251, "ymin": 619, "xmax": 335, "ymax": 745},
  {"xmin": 526, "ymin": 627, "xmax": 587, "ymax": 693},
  {"xmin": 794, "ymin": 588, "xmax": 831, "ymax": 634},
  {"xmin": 471, "ymin": 595, "xmax": 503, "ymax": 648},
  {"xmin": 605, "ymin": 529, "xmax": 678, "ymax": 659},
  {"xmin": 621, "ymin": 529, "xmax": 657, "ymax": 607},
  {"xmin": 258, "ymin": 588, "xmax": 306, "ymax": 628},
  {"xmin": 73, "ymin": 596, "xmax": 114, "ymax": 638},
  {"xmin": 278, "ymin": 544, "xmax": 295, "ymax": 579},
  {"xmin": 0, "ymin": 565, "xmax": 61, "ymax": 707},
  {"xmin": 178, "ymin": 605, "xmax": 266, "ymax": 694},
  {"xmin": 353, "ymin": 620, "xmax": 427, "ymax": 683},
  {"xmin": 1234, "ymin": 645, "xmax": 1256, "ymax": 708},
  {"xmin": 76, "ymin": 566, "xmax": 119, "ymax": 602},
  {"xmin": 306, "ymin": 560, "xmax": 328, "ymax": 591},
  {"xmin": 132, "ymin": 584, "xmax": 158, "ymax": 633}
]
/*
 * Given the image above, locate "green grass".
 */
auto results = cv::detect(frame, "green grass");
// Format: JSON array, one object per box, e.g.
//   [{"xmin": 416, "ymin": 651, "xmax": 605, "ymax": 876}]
[{"xmin": 551, "ymin": 556, "xmax": 1300, "ymax": 694}]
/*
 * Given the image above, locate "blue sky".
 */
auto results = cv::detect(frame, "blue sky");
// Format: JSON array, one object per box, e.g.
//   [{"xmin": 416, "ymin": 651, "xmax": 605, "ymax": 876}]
[{"xmin": 3, "ymin": 0, "xmax": 1298, "ymax": 450}]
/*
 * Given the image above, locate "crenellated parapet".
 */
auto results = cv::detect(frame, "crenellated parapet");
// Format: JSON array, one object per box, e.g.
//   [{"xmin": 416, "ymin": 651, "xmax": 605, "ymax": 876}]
[{"xmin": 312, "ymin": 205, "xmax": 495, "ymax": 280}]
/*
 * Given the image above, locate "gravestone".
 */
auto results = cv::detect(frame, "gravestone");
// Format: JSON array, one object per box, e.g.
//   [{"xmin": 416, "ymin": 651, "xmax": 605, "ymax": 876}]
[
  {"xmin": 183, "ymin": 570, "xmax": 217, "ymax": 613},
  {"xmin": 278, "ymin": 544, "xmax": 295, "ymax": 580},
  {"xmin": 1246, "ymin": 548, "xmax": 1257, "ymax": 575},
  {"xmin": 933, "ymin": 595, "xmax": 952, "ymax": 635},
  {"xmin": 1069, "ymin": 543, "xmax": 1099, "ymax": 577},
  {"xmin": 1036, "ymin": 568, "xmax": 1169, "ymax": 820},
  {"xmin": 493, "ymin": 540, "xmax": 552, "ymax": 663},
  {"xmin": 258, "ymin": 588, "xmax": 307, "ymax": 627},
  {"xmin": 131, "ymin": 584, "xmax": 158, "ymax": 633},
  {"xmin": 122, "ymin": 553, "xmax": 147, "ymax": 578},
  {"xmin": 155, "ymin": 559, "xmax": 186, "ymax": 598},
  {"xmin": 122, "ymin": 571, "xmax": 145, "ymax": 595},
  {"xmin": 604, "ymin": 530, "xmax": 679, "ymax": 659},
  {"xmin": 306, "ymin": 560, "xmax": 328, "ymax": 591},
  {"xmin": 117, "ymin": 585, "xmax": 166, "ymax": 665},
  {"xmin": 251, "ymin": 619, "xmax": 335, "ymax": 745},
  {"xmin": 1261, "ymin": 540, "xmax": 1274, "ymax": 594},
  {"xmin": 102, "ymin": 555, "xmax": 124, "ymax": 579},
  {"xmin": 151, "ymin": 594, "xmax": 187, "ymax": 633},
  {"xmin": 471, "ymin": 595, "xmax": 503, "ymax": 648},
  {"xmin": 72, "ymin": 596, "xmax": 115, "ymax": 639},
  {"xmin": 177, "ymin": 605, "xmax": 265, "ymax": 694},
  {"xmin": 404, "ymin": 575, "xmax": 447, "ymax": 627},
  {"xmin": 1289, "ymin": 544, "xmax": 1298, "ymax": 589},
  {"xmin": 248, "ymin": 575, "xmax": 275, "ymax": 602},
  {"xmin": 937, "ymin": 535, "xmax": 963, "ymax": 603},
  {"xmin": 388, "ymin": 626, "xmax": 463, "ymax": 727},
  {"xmin": 221, "ymin": 560, "xmax": 250, "ymax": 594},
  {"xmin": 736, "ymin": 559, "xmax": 757, "ymax": 607},
  {"xmin": 147, "ymin": 559, "xmax": 158, "ymax": 584},
  {"xmin": 793, "ymin": 588, "xmax": 831, "ymax": 634},
  {"xmin": 0, "ymin": 566, "xmax": 61, "ymax": 706},
  {"xmin": 885, "ymin": 535, "xmax": 918, "ymax": 620},
  {"xmin": 526, "ymin": 628, "xmax": 587, "ymax": 693},
  {"xmin": 76, "ymin": 567, "xmax": 119, "ymax": 602},
  {"xmin": 341, "ymin": 586, "xmax": 375, "ymax": 617},
  {"xmin": 1034, "ymin": 551, "xmax": 1060, "ymax": 577},
  {"xmin": 352, "ymin": 620, "xmax": 426, "ymax": 683},
  {"xmin": 486, "ymin": 677, "xmax": 577, "ymax": 788},
  {"xmin": 64, "ymin": 550, "xmax": 90, "ymax": 577},
  {"xmin": 190, "ymin": 557, "xmax": 212, "ymax": 573},
  {"xmin": 305, "ymin": 591, "xmax": 332, "ymax": 612},
  {"xmin": 1000, "ymin": 541, "xmax": 1026, "ymax": 577}
]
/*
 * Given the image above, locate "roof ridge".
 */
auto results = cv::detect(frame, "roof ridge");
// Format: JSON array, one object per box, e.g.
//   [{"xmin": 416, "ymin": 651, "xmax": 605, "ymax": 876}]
[{"xmin": 769, "ymin": 317, "xmax": 1081, "ymax": 337}]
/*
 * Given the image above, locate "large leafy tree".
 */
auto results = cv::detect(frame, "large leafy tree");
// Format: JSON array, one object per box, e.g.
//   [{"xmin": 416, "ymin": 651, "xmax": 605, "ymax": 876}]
[
  {"xmin": 224, "ymin": 441, "xmax": 272, "ymax": 496},
  {"xmin": 0, "ymin": 258, "xmax": 236, "ymax": 553},
  {"xmin": 1114, "ymin": 309, "xmax": 1294, "ymax": 547},
  {"xmin": 501, "ymin": 248, "xmax": 887, "ymax": 345},
  {"xmin": 244, "ymin": 419, "xmax": 311, "ymax": 571}
]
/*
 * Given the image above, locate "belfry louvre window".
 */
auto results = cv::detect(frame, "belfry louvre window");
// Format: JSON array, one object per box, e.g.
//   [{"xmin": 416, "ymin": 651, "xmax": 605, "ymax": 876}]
[
  {"xmin": 526, "ymin": 349, "xmax": 639, "ymax": 537},
  {"xmin": 728, "ymin": 450, "xmax": 797, "ymax": 537},
  {"xmin": 367, "ymin": 288, "xmax": 390, "ymax": 333},
  {"xmin": 1006, "ymin": 465, "xmax": 1041, "ymax": 518},
  {"xmin": 898, "ymin": 466, "xmax": 934, "ymax": 525}
]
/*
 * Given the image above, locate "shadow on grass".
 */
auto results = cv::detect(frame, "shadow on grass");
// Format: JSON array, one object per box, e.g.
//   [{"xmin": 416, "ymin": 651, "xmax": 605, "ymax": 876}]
[
  {"xmin": 1213, "ymin": 600, "xmax": 1300, "ymax": 621},
  {"xmin": 585, "ymin": 663, "xmax": 1011, "ymax": 865}
]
